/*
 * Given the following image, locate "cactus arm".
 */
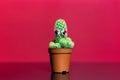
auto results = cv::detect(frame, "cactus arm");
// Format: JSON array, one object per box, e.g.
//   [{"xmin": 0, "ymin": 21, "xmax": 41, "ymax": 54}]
[
  {"xmin": 49, "ymin": 42, "xmax": 61, "ymax": 48},
  {"xmin": 59, "ymin": 37, "xmax": 74, "ymax": 48}
]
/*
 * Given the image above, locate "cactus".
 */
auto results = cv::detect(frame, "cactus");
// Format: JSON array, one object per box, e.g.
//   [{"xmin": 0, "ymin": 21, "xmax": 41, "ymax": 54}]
[{"xmin": 49, "ymin": 19, "xmax": 74, "ymax": 48}]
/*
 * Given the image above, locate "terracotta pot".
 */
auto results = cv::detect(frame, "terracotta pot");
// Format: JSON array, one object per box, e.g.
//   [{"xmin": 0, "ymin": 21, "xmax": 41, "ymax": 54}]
[{"xmin": 48, "ymin": 48, "xmax": 72, "ymax": 73}]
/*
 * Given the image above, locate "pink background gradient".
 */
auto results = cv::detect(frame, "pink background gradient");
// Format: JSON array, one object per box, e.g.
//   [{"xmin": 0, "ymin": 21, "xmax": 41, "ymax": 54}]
[{"xmin": 0, "ymin": 0, "xmax": 120, "ymax": 62}]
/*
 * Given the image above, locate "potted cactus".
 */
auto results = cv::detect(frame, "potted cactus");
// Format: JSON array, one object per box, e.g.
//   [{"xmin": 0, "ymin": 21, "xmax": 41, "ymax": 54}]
[{"xmin": 48, "ymin": 19, "xmax": 74, "ymax": 73}]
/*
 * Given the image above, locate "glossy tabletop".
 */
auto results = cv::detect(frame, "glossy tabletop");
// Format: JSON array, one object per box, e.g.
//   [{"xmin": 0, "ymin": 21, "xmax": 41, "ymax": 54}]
[{"xmin": 0, "ymin": 62, "xmax": 120, "ymax": 80}]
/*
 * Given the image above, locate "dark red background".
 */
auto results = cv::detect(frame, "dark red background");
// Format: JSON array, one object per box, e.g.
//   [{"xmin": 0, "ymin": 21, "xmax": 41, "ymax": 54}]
[{"xmin": 0, "ymin": 0, "xmax": 120, "ymax": 62}]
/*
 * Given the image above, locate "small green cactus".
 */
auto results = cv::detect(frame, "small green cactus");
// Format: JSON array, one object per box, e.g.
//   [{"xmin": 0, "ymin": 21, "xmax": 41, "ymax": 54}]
[{"xmin": 49, "ymin": 19, "xmax": 74, "ymax": 48}]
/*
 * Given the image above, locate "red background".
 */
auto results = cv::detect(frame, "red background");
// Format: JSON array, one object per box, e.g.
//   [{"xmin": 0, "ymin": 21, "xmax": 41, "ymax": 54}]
[{"xmin": 0, "ymin": 0, "xmax": 120, "ymax": 62}]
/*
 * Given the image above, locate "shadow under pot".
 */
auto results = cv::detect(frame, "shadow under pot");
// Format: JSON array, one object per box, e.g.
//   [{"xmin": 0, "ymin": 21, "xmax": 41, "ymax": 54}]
[{"xmin": 51, "ymin": 73, "xmax": 70, "ymax": 80}]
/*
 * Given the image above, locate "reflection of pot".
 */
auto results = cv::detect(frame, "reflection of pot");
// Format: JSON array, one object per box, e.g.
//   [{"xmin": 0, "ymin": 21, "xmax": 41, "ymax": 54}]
[
  {"xmin": 51, "ymin": 73, "xmax": 70, "ymax": 80},
  {"xmin": 48, "ymin": 48, "xmax": 72, "ymax": 73}
]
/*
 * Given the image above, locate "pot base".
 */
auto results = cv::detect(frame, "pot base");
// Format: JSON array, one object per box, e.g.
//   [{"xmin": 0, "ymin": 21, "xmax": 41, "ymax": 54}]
[{"xmin": 52, "ymin": 71, "xmax": 69, "ymax": 74}]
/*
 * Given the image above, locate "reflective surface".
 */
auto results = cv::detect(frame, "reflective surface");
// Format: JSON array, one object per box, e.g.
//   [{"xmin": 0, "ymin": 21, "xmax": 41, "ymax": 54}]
[
  {"xmin": 0, "ymin": 62, "xmax": 120, "ymax": 80},
  {"xmin": 51, "ymin": 73, "xmax": 70, "ymax": 80}
]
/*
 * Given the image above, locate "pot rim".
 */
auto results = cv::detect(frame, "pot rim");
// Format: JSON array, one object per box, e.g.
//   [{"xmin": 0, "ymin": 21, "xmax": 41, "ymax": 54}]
[{"xmin": 48, "ymin": 48, "xmax": 72, "ymax": 54}]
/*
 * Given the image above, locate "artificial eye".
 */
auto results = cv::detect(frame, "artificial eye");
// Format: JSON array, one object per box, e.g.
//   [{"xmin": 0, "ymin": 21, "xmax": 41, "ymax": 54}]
[
  {"xmin": 62, "ymin": 30, "xmax": 67, "ymax": 35},
  {"xmin": 55, "ymin": 29, "xmax": 60, "ymax": 35}
]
